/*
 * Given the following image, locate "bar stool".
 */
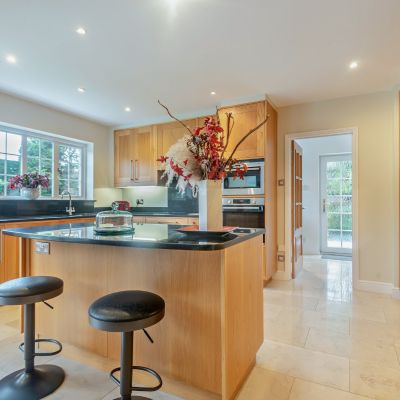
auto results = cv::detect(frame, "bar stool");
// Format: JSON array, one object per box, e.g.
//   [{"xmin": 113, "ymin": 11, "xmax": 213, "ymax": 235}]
[
  {"xmin": 0, "ymin": 276, "xmax": 65, "ymax": 400},
  {"xmin": 89, "ymin": 290, "xmax": 165, "ymax": 400}
]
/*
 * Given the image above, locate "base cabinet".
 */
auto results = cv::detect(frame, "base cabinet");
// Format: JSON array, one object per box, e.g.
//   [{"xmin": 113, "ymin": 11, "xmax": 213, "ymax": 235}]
[{"xmin": 0, "ymin": 217, "xmax": 95, "ymax": 283}]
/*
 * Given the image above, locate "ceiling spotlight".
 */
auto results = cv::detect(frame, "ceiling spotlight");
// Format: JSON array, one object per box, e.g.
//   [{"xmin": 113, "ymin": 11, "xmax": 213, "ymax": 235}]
[
  {"xmin": 124, "ymin": 107, "xmax": 131, "ymax": 112},
  {"xmin": 77, "ymin": 87, "xmax": 85, "ymax": 93},
  {"xmin": 76, "ymin": 27, "xmax": 86, "ymax": 35},
  {"xmin": 210, "ymin": 91, "xmax": 216, "ymax": 95},
  {"xmin": 349, "ymin": 61, "xmax": 358, "ymax": 70},
  {"xmin": 5, "ymin": 54, "xmax": 17, "ymax": 64}
]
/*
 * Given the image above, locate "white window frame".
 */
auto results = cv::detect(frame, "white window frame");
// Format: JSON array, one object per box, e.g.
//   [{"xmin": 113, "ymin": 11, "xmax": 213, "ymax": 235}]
[{"xmin": 0, "ymin": 124, "xmax": 87, "ymax": 199}]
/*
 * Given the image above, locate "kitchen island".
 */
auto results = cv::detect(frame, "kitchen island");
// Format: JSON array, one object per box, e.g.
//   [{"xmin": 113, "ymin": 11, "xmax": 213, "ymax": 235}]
[{"xmin": 4, "ymin": 223, "xmax": 264, "ymax": 400}]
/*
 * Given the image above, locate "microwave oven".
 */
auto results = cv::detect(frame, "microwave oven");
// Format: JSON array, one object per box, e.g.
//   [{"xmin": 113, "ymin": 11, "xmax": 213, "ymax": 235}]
[{"xmin": 222, "ymin": 160, "xmax": 264, "ymax": 196}]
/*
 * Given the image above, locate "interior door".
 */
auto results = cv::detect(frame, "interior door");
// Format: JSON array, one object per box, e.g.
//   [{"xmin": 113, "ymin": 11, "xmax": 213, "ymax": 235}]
[
  {"xmin": 291, "ymin": 141, "xmax": 303, "ymax": 278},
  {"xmin": 320, "ymin": 154, "xmax": 352, "ymax": 255}
]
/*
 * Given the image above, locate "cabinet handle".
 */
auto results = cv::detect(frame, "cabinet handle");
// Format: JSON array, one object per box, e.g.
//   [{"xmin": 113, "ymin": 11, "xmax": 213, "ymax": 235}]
[
  {"xmin": 134, "ymin": 160, "xmax": 139, "ymax": 181},
  {"xmin": 130, "ymin": 160, "xmax": 134, "ymax": 181}
]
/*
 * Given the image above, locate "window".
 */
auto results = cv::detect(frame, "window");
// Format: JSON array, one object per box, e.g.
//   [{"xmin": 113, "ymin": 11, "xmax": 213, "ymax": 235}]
[{"xmin": 0, "ymin": 125, "xmax": 87, "ymax": 198}]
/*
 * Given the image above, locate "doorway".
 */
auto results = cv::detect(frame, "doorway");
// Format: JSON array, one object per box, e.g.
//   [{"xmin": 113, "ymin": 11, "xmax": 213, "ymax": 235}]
[
  {"xmin": 320, "ymin": 153, "xmax": 352, "ymax": 256},
  {"xmin": 284, "ymin": 128, "xmax": 358, "ymax": 284}
]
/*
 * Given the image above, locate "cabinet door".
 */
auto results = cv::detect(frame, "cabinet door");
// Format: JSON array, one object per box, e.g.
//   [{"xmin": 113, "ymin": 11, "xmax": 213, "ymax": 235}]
[
  {"xmin": 145, "ymin": 216, "xmax": 189, "ymax": 225},
  {"xmin": 114, "ymin": 129, "xmax": 135, "ymax": 187},
  {"xmin": 156, "ymin": 119, "xmax": 197, "ymax": 169},
  {"xmin": 0, "ymin": 225, "xmax": 5, "ymax": 283},
  {"xmin": 132, "ymin": 126, "xmax": 157, "ymax": 184},
  {"xmin": 218, "ymin": 102, "xmax": 266, "ymax": 160}
]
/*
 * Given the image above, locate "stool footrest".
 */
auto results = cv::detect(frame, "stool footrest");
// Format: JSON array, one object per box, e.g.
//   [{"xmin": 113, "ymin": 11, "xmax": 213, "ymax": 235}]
[
  {"xmin": 110, "ymin": 365, "xmax": 163, "ymax": 392},
  {"xmin": 19, "ymin": 338, "xmax": 63, "ymax": 357}
]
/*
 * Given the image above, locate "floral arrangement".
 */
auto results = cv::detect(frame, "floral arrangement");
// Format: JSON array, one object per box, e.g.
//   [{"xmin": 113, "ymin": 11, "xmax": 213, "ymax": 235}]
[
  {"xmin": 157, "ymin": 100, "xmax": 269, "ymax": 194},
  {"xmin": 8, "ymin": 172, "xmax": 49, "ymax": 190}
]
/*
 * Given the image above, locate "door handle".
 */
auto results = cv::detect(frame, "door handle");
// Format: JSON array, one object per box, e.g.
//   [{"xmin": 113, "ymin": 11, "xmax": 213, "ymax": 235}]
[
  {"xmin": 130, "ymin": 160, "xmax": 134, "ymax": 181},
  {"xmin": 134, "ymin": 160, "xmax": 139, "ymax": 181},
  {"xmin": 322, "ymin": 199, "xmax": 326, "ymax": 213}
]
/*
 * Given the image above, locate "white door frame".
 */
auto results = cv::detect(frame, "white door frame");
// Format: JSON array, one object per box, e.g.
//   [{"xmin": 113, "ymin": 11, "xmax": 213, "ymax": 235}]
[{"xmin": 284, "ymin": 127, "xmax": 359, "ymax": 287}]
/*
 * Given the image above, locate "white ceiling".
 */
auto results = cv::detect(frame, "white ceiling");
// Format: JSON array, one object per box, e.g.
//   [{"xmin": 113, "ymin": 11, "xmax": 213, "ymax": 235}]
[{"xmin": 1, "ymin": 0, "xmax": 399, "ymax": 127}]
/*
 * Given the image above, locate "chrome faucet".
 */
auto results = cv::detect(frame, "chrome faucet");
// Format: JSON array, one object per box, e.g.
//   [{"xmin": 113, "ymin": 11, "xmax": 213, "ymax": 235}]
[{"xmin": 61, "ymin": 190, "xmax": 75, "ymax": 216}]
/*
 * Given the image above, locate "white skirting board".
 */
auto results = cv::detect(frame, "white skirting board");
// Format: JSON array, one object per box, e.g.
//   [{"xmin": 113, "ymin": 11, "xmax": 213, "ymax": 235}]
[
  {"xmin": 356, "ymin": 280, "xmax": 394, "ymax": 295},
  {"xmin": 392, "ymin": 287, "xmax": 400, "ymax": 299}
]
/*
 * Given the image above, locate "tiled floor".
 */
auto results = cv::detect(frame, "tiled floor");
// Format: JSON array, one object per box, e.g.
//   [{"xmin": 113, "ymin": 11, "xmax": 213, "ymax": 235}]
[{"xmin": 0, "ymin": 256, "xmax": 399, "ymax": 399}]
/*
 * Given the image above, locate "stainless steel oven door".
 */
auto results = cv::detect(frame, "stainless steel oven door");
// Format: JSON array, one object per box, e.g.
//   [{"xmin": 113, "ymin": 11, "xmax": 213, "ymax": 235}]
[
  {"xmin": 222, "ymin": 161, "xmax": 264, "ymax": 196},
  {"xmin": 223, "ymin": 206, "xmax": 265, "ymax": 229}
]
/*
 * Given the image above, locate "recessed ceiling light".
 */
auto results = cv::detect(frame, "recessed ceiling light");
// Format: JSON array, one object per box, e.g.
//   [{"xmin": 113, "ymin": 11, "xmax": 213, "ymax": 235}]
[
  {"xmin": 210, "ymin": 91, "xmax": 216, "ymax": 95},
  {"xmin": 77, "ymin": 87, "xmax": 85, "ymax": 93},
  {"xmin": 76, "ymin": 27, "xmax": 86, "ymax": 35},
  {"xmin": 124, "ymin": 107, "xmax": 131, "ymax": 112},
  {"xmin": 5, "ymin": 54, "xmax": 17, "ymax": 64},
  {"xmin": 349, "ymin": 61, "xmax": 358, "ymax": 70}
]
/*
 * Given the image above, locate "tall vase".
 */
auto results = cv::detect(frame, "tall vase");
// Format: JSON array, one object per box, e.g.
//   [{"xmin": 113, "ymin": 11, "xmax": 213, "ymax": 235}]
[{"xmin": 198, "ymin": 179, "xmax": 223, "ymax": 231}]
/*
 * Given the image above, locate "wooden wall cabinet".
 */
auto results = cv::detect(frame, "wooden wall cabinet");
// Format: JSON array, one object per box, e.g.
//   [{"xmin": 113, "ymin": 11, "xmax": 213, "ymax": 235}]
[
  {"xmin": 114, "ymin": 126, "xmax": 157, "ymax": 187},
  {"xmin": 218, "ymin": 101, "xmax": 266, "ymax": 160}
]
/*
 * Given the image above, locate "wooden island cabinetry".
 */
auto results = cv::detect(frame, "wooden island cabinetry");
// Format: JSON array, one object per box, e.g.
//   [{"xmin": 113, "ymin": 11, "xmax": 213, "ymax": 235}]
[{"xmin": 0, "ymin": 217, "xmax": 94, "ymax": 283}]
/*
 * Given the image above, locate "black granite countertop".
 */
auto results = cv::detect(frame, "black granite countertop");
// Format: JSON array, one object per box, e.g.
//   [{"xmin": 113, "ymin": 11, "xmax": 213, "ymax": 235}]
[
  {"xmin": 0, "ymin": 211, "xmax": 199, "ymax": 223},
  {"xmin": 0, "ymin": 213, "xmax": 97, "ymax": 223},
  {"xmin": 3, "ymin": 222, "xmax": 264, "ymax": 251}
]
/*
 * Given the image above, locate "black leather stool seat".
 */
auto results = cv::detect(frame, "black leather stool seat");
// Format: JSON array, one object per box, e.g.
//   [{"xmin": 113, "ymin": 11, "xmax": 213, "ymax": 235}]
[
  {"xmin": 89, "ymin": 290, "xmax": 165, "ymax": 332},
  {"xmin": 0, "ymin": 276, "xmax": 63, "ymax": 305}
]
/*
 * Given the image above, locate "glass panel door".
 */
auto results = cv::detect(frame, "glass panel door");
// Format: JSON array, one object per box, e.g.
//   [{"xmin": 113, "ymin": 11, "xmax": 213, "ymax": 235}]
[{"xmin": 320, "ymin": 154, "xmax": 352, "ymax": 255}]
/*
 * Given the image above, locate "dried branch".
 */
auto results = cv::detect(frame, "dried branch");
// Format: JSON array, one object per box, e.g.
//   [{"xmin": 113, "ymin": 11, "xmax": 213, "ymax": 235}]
[
  {"xmin": 224, "ymin": 114, "xmax": 270, "ymax": 167},
  {"xmin": 215, "ymin": 106, "xmax": 221, "ymax": 125},
  {"xmin": 220, "ymin": 112, "xmax": 234, "ymax": 160},
  {"xmin": 158, "ymin": 100, "xmax": 193, "ymax": 136}
]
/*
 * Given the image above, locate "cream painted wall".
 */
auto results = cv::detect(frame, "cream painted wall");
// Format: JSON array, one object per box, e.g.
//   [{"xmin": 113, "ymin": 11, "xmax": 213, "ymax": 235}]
[
  {"xmin": 277, "ymin": 91, "xmax": 397, "ymax": 284},
  {"xmin": 0, "ymin": 91, "xmax": 113, "ymax": 191}
]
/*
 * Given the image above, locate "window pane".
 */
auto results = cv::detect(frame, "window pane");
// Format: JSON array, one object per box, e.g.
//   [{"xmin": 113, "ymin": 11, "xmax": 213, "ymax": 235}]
[
  {"xmin": 70, "ymin": 164, "xmax": 80, "ymax": 180},
  {"xmin": 327, "ymin": 179, "xmax": 341, "ymax": 195},
  {"xmin": 58, "ymin": 145, "xmax": 82, "ymax": 197},
  {"xmin": 69, "ymin": 180, "xmax": 80, "ymax": 196},
  {"xmin": 342, "ymin": 179, "xmax": 352, "ymax": 195},
  {"xmin": 7, "ymin": 133, "xmax": 22, "ymax": 155},
  {"xmin": 59, "ymin": 179, "xmax": 68, "ymax": 194},
  {"xmin": 342, "ymin": 196, "xmax": 352, "ymax": 213},
  {"xmin": 0, "ymin": 159, "xmax": 4, "ymax": 174},
  {"xmin": 27, "ymin": 137, "xmax": 40, "ymax": 157},
  {"xmin": 41, "ymin": 158, "xmax": 52, "ymax": 176},
  {"xmin": 58, "ymin": 162, "xmax": 68, "ymax": 179},
  {"xmin": 342, "ymin": 161, "xmax": 352, "ymax": 179},
  {"xmin": 328, "ymin": 230, "xmax": 341, "ymax": 247},
  {"xmin": 6, "ymin": 154, "xmax": 21, "ymax": 175},
  {"xmin": 27, "ymin": 157, "xmax": 40, "ymax": 172},
  {"xmin": 342, "ymin": 231, "xmax": 352, "ymax": 248},
  {"xmin": 342, "ymin": 214, "xmax": 352, "ymax": 230},
  {"xmin": 327, "ymin": 196, "xmax": 341, "ymax": 213},
  {"xmin": 328, "ymin": 213, "xmax": 341, "ymax": 230},
  {"xmin": 41, "ymin": 179, "xmax": 52, "ymax": 197},
  {"xmin": 326, "ymin": 162, "xmax": 341, "ymax": 178},
  {"xmin": 0, "ymin": 177, "xmax": 4, "ymax": 196},
  {"xmin": 40, "ymin": 140, "xmax": 53, "ymax": 159},
  {"xmin": 0, "ymin": 132, "xmax": 5, "ymax": 153}
]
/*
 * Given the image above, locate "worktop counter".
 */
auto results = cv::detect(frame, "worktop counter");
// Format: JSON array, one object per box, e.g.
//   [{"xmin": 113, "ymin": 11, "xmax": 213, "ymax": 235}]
[{"xmin": 3, "ymin": 222, "xmax": 264, "ymax": 251}]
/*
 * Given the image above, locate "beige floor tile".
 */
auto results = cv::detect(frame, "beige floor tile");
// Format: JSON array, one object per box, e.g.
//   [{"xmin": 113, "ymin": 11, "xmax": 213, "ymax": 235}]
[
  {"xmin": 350, "ymin": 359, "xmax": 400, "ymax": 400},
  {"xmin": 306, "ymin": 328, "xmax": 400, "ymax": 369},
  {"xmin": 235, "ymin": 366, "xmax": 294, "ymax": 400},
  {"xmin": 289, "ymin": 379, "xmax": 371, "ymax": 400},
  {"xmin": 257, "ymin": 340, "xmax": 349, "ymax": 391},
  {"xmin": 317, "ymin": 300, "xmax": 386, "ymax": 323},
  {"xmin": 263, "ymin": 291, "xmax": 319, "ymax": 311},
  {"xmin": 264, "ymin": 316, "xmax": 310, "ymax": 347},
  {"xmin": 280, "ymin": 307, "xmax": 350, "ymax": 334},
  {"xmin": 102, "ymin": 387, "xmax": 183, "ymax": 400},
  {"xmin": 350, "ymin": 319, "xmax": 400, "ymax": 346},
  {"xmin": 264, "ymin": 303, "xmax": 284, "ymax": 320}
]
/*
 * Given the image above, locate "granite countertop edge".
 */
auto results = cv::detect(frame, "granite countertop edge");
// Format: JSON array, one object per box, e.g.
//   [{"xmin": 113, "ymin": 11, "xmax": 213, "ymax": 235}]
[{"xmin": 2, "ymin": 223, "xmax": 265, "ymax": 251}]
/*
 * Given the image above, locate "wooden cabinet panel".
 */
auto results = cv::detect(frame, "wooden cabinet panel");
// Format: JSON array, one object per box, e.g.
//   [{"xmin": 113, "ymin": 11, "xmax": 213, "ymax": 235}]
[
  {"xmin": 132, "ymin": 126, "xmax": 157, "ymax": 184},
  {"xmin": 218, "ymin": 101, "xmax": 266, "ymax": 160},
  {"xmin": 0, "ymin": 217, "xmax": 95, "ymax": 283},
  {"xmin": 114, "ymin": 129, "xmax": 135, "ymax": 186},
  {"xmin": 114, "ymin": 127, "xmax": 157, "ymax": 187},
  {"xmin": 156, "ymin": 119, "xmax": 197, "ymax": 169}
]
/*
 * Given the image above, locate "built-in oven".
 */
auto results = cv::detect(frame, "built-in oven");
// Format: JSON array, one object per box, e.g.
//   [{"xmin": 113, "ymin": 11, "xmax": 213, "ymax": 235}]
[
  {"xmin": 223, "ymin": 197, "xmax": 265, "ymax": 229},
  {"xmin": 222, "ymin": 160, "xmax": 264, "ymax": 196}
]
